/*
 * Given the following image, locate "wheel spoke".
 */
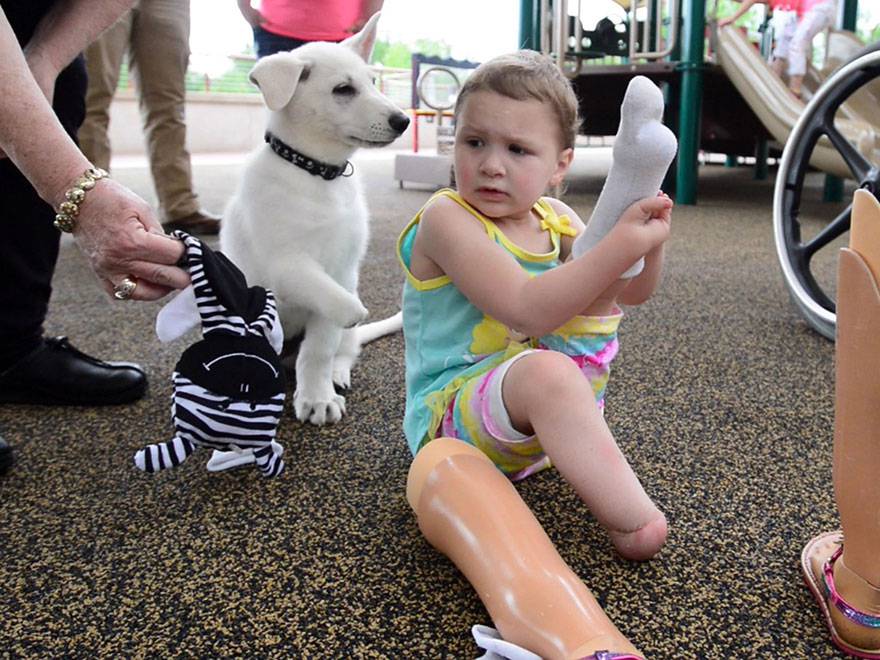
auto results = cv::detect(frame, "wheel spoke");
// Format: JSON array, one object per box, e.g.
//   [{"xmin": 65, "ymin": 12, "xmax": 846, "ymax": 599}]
[
  {"xmin": 801, "ymin": 204, "xmax": 852, "ymax": 259},
  {"xmin": 823, "ymin": 121, "xmax": 871, "ymax": 181}
]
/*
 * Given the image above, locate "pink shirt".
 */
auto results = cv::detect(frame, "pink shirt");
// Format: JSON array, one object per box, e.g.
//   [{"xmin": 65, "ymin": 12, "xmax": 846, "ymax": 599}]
[
  {"xmin": 769, "ymin": 0, "xmax": 832, "ymax": 17},
  {"xmin": 260, "ymin": 0, "xmax": 363, "ymax": 42}
]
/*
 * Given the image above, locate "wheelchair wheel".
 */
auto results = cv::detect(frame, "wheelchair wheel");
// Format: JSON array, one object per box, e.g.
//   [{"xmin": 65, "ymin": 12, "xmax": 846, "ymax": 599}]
[{"xmin": 773, "ymin": 46, "xmax": 880, "ymax": 340}]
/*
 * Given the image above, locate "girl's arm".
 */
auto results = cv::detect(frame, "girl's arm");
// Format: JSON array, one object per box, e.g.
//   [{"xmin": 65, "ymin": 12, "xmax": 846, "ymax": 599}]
[
  {"xmin": 618, "ymin": 243, "xmax": 665, "ymax": 306},
  {"xmin": 547, "ymin": 197, "xmax": 586, "ymax": 263},
  {"xmin": 550, "ymin": 196, "xmax": 669, "ymax": 308},
  {"xmin": 718, "ymin": 0, "xmax": 762, "ymax": 27},
  {"xmin": 414, "ymin": 195, "xmax": 671, "ymax": 337},
  {"xmin": 617, "ymin": 192, "xmax": 672, "ymax": 305}
]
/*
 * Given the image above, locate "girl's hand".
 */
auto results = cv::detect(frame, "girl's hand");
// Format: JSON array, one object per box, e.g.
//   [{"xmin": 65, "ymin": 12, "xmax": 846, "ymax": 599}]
[{"xmin": 616, "ymin": 192, "xmax": 673, "ymax": 256}]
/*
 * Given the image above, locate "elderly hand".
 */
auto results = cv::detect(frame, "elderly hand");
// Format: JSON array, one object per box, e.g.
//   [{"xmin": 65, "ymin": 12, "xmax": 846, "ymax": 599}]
[{"xmin": 70, "ymin": 178, "xmax": 190, "ymax": 301}]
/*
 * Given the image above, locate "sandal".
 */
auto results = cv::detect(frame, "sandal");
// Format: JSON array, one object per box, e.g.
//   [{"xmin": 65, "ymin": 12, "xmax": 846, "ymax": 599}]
[{"xmin": 801, "ymin": 531, "xmax": 880, "ymax": 659}]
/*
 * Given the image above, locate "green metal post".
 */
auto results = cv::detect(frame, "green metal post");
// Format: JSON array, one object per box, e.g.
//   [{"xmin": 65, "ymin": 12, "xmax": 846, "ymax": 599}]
[
  {"xmin": 675, "ymin": 0, "xmax": 706, "ymax": 205},
  {"xmin": 841, "ymin": 0, "xmax": 858, "ymax": 31},
  {"xmin": 519, "ymin": 0, "xmax": 537, "ymax": 50},
  {"xmin": 822, "ymin": 0, "xmax": 856, "ymax": 199},
  {"xmin": 754, "ymin": 139, "xmax": 769, "ymax": 180},
  {"xmin": 823, "ymin": 173, "xmax": 845, "ymax": 202}
]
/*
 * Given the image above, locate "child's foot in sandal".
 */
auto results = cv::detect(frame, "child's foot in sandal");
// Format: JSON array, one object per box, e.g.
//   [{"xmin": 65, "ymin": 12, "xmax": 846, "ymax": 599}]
[{"xmin": 802, "ymin": 531, "xmax": 880, "ymax": 658}]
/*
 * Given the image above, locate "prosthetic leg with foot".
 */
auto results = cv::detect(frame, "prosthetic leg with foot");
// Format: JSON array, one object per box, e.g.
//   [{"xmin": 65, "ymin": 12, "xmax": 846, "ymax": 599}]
[
  {"xmin": 801, "ymin": 189, "xmax": 880, "ymax": 659},
  {"xmin": 407, "ymin": 437, "xmax": 644, "ymax": 660}
]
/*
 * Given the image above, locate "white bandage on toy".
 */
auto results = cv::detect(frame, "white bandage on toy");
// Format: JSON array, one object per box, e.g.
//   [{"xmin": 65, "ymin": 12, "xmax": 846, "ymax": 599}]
[{"xmin": 571, "ymin": 76, "xmax": 678, "ymax": 278}]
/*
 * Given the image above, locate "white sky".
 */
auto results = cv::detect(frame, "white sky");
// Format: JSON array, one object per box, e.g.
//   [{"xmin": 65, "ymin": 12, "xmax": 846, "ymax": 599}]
[
  {"xmin": 191, "ymin": 0, "xmax": 875, "ymax": 70},
  {"xmin": 189, "ymin": 0, "xmax": 627, "ymax": 75}
]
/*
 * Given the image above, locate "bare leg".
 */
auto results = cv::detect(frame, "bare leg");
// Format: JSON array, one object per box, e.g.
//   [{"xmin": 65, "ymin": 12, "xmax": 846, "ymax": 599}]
[
  {"xmin": 504, "ymin": 351, "xmax": 667, "ymax": 560},
  {"xmin": 788, "ymin": 74, "xmax": 804, "ymax": 98},
  {"xmin": 407, "ymin": 437, "xmax": 642, "ymax": 659},
  {"xmin": 770, "ymin": 57, "xmax": 786, "ymax": 78}
]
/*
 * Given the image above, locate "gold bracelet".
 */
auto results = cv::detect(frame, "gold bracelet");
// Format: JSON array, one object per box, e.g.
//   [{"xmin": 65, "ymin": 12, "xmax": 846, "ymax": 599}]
[{"xmin": 53, "ymin": 167, "xmax": 109, "ymax": 233}]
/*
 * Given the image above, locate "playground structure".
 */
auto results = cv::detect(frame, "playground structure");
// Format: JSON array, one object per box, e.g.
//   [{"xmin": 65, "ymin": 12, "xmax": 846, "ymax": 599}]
[
  {"xmin": 519, "ymin": 0, "xmax": 878, "ymax": 338},
  {"xmin": 393, "ymin": 54, "xmax": 479, "ymax": 188}
]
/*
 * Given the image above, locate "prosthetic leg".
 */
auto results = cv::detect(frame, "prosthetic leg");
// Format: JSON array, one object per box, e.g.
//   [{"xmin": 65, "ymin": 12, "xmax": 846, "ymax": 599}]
[
  {"xmin": 408, "ymin": 437, "xmax": 643, "ymax": 660},
  {"xmin": 801, "ymin": 189, "xmax": 880, "ymax": 658}
]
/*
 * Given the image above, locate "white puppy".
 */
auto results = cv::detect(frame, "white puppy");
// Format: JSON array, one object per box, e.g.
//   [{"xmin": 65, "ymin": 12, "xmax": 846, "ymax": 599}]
[{"xmin": 220, "ymin": 14, "xmax": 408, "ymax": 426}]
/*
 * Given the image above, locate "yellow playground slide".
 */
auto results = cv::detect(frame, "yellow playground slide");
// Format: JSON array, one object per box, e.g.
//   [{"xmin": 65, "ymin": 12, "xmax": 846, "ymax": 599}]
[{"xmin": 715, "ymin": 24, "xmax": 880, "ymax": 179}]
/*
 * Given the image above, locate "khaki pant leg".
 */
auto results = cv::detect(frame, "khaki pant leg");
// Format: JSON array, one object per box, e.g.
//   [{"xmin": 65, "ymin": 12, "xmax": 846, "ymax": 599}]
[
  {"xmin": 129, "ymin": 0, "xmax": 198, "ymax": 221},
  {"xmin": 78, "ymin": 14, "xmax": 132, "ymax": 169}
]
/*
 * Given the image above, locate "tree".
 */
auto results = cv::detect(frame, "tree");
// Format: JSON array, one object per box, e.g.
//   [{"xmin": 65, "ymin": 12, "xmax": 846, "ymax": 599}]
[{"xmin": 371, "ymin": 38, "xmax": 452, "ymax": 68}]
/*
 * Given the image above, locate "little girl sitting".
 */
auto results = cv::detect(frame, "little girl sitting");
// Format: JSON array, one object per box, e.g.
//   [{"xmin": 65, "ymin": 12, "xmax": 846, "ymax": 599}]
[{"xmin": 399, "ymin": 50, "xmax": 674, "ymax": 659}]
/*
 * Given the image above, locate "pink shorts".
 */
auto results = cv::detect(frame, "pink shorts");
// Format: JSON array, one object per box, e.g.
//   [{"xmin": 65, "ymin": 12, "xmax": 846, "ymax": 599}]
[{"xmin": 437, "ymin": 312, "xmax": 621, "ymax": 480}]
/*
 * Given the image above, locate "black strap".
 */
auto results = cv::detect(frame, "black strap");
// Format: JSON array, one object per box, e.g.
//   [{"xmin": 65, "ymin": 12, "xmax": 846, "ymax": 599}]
[{"xmin": 264, "ymin": 132, "xmax": 353, "ymax": 180}]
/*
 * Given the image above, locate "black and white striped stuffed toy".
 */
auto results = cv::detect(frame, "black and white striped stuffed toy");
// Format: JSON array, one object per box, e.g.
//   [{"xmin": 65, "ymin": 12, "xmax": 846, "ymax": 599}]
[{"xmin": 134, "ymin": 231, "xmax": 286, "ymax": 477}]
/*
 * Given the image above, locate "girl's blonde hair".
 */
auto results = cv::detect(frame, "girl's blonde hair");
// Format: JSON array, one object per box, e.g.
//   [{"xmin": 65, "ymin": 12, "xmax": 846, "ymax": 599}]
[{"xmin": 453, "ymin": 50, "xmax": 581, "ymax": 150}]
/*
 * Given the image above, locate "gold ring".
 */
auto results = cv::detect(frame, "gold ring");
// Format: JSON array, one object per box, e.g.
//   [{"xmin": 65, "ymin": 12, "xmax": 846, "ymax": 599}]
[{"xmin": 113, "ymin": 276, "xmax": 137, "ymax": 301}]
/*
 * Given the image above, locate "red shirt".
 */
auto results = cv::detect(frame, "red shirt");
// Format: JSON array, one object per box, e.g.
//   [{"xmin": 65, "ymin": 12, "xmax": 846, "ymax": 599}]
[{"xmin": 259, "ymin": 0, "xmax": 364, "ymax": 42}]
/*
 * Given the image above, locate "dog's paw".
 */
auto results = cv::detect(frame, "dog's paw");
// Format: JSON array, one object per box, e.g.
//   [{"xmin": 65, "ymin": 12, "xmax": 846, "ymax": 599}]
[
  {"xmin": 332, "ymin": 354, "xmax": 356, "ymax": 390},
  {"xmin": 294, "ymin": 388, "xmax": 347, "ymax": 425},
  {"xmin": 332, "ymin": 365, "xmax": 351, "ymax": 389}
]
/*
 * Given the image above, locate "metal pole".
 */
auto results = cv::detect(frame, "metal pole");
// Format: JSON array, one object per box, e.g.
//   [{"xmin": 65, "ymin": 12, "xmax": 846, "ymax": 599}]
[
  {"xmin": 519, "ymin": 0, "xmax": 537, "ymax": 50},
  {"xmin": 675, "ymin": 0, "xmax": 706, "ymax": 205},
  {"xmin": 822, "ymin": 0, "xmax": 856, "ymax": 200},
  {"xmin": 841, "ymin": 0, "xmax": 858, "ymax": 31},
  {"xmin": 754, "ymin": 139, "xmax": 769, "ymax": 180}
]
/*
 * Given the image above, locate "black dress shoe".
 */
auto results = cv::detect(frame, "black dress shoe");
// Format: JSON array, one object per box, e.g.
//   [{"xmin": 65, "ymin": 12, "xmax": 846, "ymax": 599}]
[
  {"xmin": 0, "ymin": 434, "xmax": 11, "ymax": 475},
  {"xmin": 0, "ymin": 336, "xmax": 147, "ymax": 406},
  {"xmin": 163, "ymin": 209, "xmax": 221, "ymax": 235}
]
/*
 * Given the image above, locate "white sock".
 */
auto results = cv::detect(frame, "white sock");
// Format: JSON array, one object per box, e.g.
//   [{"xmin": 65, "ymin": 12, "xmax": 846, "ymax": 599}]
[
  {"xmin": 571, "ymin": 76, "xmax": 678, "ymax": 278},
  {"xmin": 472, "ymin": 625, "xmax": 541, "ymax": 660}
]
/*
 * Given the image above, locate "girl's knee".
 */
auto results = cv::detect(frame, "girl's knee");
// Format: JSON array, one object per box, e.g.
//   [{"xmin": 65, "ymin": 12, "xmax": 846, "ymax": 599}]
[{"xmin": 510, "ymin": 350, "xmax": 585, "ymax": 393}]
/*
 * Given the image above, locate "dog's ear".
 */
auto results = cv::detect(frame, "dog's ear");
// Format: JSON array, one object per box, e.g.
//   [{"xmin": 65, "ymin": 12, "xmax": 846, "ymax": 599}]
[
  {"xmin": 342, "ymin": 11, "xmax": 380, "ymax": 62},
  {"xmin": 249, "ymin": 53, "xmax": 309, "ymax": 111}
]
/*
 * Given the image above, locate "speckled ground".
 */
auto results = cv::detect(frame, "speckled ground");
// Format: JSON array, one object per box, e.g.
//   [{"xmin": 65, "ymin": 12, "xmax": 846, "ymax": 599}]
[{"xmin": 0, "ymin": 151, "xmax": 854, "ymax": 659}]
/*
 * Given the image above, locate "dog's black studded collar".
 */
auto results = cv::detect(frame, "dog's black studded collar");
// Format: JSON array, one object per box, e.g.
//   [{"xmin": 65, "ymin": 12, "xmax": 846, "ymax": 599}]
[{"xmin": 264, "ymin": 132, "xmax": 354, "ymax": 180}]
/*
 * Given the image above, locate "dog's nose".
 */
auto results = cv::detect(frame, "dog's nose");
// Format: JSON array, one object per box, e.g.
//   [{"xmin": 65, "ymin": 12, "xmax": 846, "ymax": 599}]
[{"xmin": 388, "ymin": 112, "xmax": 410, "ymax": 135}]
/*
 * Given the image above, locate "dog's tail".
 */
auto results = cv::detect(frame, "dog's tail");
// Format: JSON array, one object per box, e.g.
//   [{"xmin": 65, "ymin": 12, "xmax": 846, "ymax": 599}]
[{"xmin": 356, "ymin": 311, "xmax": 402, "ymax": 345}]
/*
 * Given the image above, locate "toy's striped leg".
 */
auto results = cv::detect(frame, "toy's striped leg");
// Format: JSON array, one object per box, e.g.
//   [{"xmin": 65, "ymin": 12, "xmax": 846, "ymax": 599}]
[
  {"xmin": 134, "ymin": 436, "xmax": 195, "ymax": 472},
  {"xmin": 254, "ymin": 441, "xmax": 285, "ymax": 477}
]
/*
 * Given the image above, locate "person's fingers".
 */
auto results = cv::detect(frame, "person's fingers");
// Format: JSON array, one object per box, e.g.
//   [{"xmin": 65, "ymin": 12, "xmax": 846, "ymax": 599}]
[
  {"xmin": 124, "ymin": 279, "xmax": 176, "ymax": 301},
  {"xmin": 103, "ymin": 275, "xmax": 176, "ymax": 302},
  {"xmin": 638, "ymin": 195, "xmax": 673, "ymax": 219},
  {"xmin": 126, "ymin": 259, "xmax": 191, "ymax": 291},
  {"xmin": 134, "ymin": 230, "xmax": 186, "ymax": 265}
]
